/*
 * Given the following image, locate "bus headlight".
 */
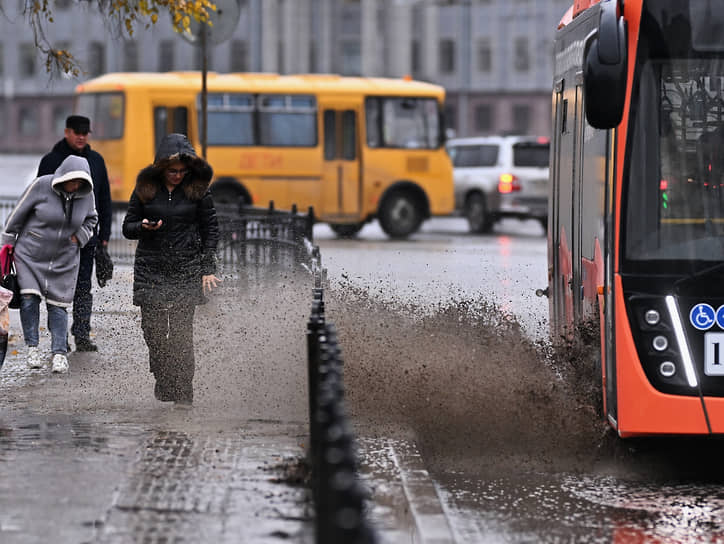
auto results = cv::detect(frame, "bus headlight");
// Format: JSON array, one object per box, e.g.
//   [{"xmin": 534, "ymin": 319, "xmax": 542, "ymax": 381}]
[
  {"xmin": 659, "ymin": 361, "xmax": 676, "ymax": 377},
  {"xmin": 652, "ymin": 335, "xmax": 668, "ymax": 351},
  {"xmin": 645, "ymin": 309, "xmax": 660, "ymax": 325}
]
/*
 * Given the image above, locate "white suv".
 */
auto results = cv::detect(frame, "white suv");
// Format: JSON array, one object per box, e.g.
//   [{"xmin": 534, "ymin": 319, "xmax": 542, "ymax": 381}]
[{"xmin": 446, "ymin": 135, "xmax": 549, "ymax": 233}]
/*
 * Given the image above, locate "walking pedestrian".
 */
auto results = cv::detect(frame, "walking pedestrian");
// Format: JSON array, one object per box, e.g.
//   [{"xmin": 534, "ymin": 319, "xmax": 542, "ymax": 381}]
[
  {"xmin": 1, "ymin": 156, "xmax": 98, "ymax": 373},
  {"xmin": 37, "ymin": 115, "xmax": 112, "ymax": 352},
  {"xmin": 122, "ymin": 134, "xmax": 220, "ymax": 406}
]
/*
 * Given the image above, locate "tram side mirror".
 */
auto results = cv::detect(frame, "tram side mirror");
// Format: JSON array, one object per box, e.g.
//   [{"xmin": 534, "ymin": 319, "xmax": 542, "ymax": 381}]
[{"xmin": 583, "ymin": 0, "xmax": 628, "ymax": 129}]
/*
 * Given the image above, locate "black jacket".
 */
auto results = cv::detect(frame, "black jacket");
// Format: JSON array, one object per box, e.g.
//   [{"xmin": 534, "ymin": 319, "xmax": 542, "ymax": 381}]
[
  {"xmin": 38, "ymin": 139, "xmax": 113, "ymax": 243},
  {"xmin": 122, "ymin": 135, "xmax": 219, "ymax": 307}
]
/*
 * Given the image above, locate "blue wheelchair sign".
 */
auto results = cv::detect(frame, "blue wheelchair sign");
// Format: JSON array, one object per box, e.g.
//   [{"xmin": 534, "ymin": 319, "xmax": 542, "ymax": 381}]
[
  {"xmin": 690, "ymin": 303, "xmax": 716, "ymax": 331},
  {"xmin": 717, "ymin": 305, "xmax": 724, "ymax": 330}
]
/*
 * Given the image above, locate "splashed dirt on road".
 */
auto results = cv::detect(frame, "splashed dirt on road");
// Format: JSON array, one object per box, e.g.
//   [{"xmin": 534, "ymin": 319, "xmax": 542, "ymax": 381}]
[{"xmin": 325, "ymin": 282, "xmax": 609, "ymax": 476}]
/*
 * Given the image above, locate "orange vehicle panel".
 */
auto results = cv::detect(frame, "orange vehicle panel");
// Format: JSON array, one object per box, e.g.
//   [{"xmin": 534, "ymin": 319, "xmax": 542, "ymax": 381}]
[{"xmin": 614, "ymin": 276, "xmax": 710, "ymax": 437}]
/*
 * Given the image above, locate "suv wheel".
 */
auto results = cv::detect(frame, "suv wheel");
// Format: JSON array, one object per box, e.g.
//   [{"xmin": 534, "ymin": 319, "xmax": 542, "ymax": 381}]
[
  {"xmin": 465, "ymin": 193, "xmax": 493, "ymax": 233},
  {"xmin": 378, "ymin": 191, "xmax": 423, "ymax": 239}
]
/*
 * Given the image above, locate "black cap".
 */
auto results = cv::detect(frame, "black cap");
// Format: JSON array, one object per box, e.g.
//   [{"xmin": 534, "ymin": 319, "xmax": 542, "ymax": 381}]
[{"xmin": 66, "ymin": 115, "xmax": 91, "ymax": 134}]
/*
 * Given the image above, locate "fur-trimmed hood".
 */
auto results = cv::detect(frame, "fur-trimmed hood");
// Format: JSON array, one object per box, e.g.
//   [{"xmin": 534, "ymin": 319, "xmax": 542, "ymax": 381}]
[{"xmin": 134, "ymin": 134, "xmax": 213, "ymax": 203}]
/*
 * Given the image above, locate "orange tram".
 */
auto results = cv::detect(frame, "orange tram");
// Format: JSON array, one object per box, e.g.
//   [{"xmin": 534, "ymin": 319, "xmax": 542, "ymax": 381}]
[{"xmin": 549, "ymin": 0, "xmax": 724, "ymax": 436}]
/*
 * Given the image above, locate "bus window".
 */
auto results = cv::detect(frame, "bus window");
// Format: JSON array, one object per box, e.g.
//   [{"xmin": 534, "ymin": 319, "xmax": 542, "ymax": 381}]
[
  {"xmin": 75, "ymin": 92, "xmax": 124, "ymax": 140},
  {"xmin": 154, "ymin": 106, "xmax": 188, "ymax": 150},
  {"xmin": 365, "ymin": 97, "xmax": 441, "ymax": 149},
  {"xmin": 258, "ymin": 94, "xmax": 317, "ymax": 147},
  {"xmin": 201, "ymin": 93, "xmax": 254, "ymax": 146},
  {"xmin": 342, "ymin": 110, "xmax": 356, "ymax": 160},
  {"xmin": 324, "ymin": 110, "xmax": 336, "ymax": 160}
]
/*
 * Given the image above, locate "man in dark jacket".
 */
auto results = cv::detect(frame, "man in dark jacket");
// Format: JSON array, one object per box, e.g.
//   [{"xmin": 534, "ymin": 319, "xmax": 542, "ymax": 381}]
[{"xmin": 37, "ymin": 115, "xmax": 113, "ymax": 352}]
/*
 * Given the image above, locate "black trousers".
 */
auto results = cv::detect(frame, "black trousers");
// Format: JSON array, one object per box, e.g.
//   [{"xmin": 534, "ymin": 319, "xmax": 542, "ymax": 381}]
[
  {"xmin": 71, "ymin": 241, "xmax": 96, "ymax": 340},
  {"xmin": 140, "ymin": 304, "xmax": 196, "ymax": 403}
]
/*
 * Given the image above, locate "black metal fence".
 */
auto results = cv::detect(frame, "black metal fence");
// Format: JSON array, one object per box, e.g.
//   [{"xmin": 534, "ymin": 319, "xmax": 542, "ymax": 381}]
[{"xmin": 308, "ymin": 287, "xmax": 378, "ymax": 544}]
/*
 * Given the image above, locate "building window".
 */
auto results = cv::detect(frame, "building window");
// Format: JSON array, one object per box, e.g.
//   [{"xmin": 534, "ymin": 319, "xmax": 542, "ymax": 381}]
[
  {"xmin": 341, "ymin": 40, "xmax": 361, "ymax": 76},
  {"xmin": 88, "ymin": 42, "xmax": 105, "ymax": 76},
  {"xmin": 475, "ymin": 104, "xmax": 492, "ymax": 132},
  {"xmin": 477, "ymin": 38, "xmax": 492, "ymax": 72},
  {"xmin": 19, "ymin": 43, "xmax": 36, "ymax": 78},
  {"xmin": 159, "ymin": 40, "xmax": 174, "ymax": 72},
  {"xmin": 512, "ymin": 104, "xmax": 531, "ymax": 134},
  {"xmin": 309, "ymin": 41, "xmax": 318, "ymax": 73},
  {"xmin": 53, "ymin": 105, "xmax": 69, "ymax": 134},
  {"xmin": 230, "ymin": 40, "xmax": 248, "ymax": 72},
  {"xmin": 55, "ymin": 0, "xmax": 71, "ymax": 8},
  {"xmin": 123, "ymin": 41, "xmax": 138, "ymax": 72},
  {"xmin": 514, "ymin": 37, "xmax": 530, "ymax": 72},
  {"xmin": 411, "ymin": 40, "xmax": 420, "ymax": 75},
  {"xmin": 444, "ymin": 104, "xmax": 457, "ymax": 133},
  {"xmin": 18, "ymin": 106, "xmax": 38, "ymax": 136},
  {"xmin": 439, "ymin": 39, "xmax": 455, "ymax": 74},
  {"xmin": 277, "ymin": 40, "xmax": 284, "ymax": 74}
]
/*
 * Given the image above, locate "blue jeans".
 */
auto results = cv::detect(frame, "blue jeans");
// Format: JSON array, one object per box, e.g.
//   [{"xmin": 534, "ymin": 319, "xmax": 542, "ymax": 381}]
[{"xmin": 19, "ymin": 294, "xmax": 68, "ymax": 354}]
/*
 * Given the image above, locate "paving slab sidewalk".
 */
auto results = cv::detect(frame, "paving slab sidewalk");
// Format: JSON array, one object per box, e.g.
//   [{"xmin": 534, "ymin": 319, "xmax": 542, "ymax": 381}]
[{"xmin": 0, "ymin": 266, "xmax": 453, "ymax": 543}]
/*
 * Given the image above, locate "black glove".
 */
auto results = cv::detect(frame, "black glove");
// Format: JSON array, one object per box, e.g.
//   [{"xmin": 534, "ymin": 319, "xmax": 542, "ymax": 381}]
[{"xmin": 95, "ymin": 244, "xmax": 114, "ymax": 287}]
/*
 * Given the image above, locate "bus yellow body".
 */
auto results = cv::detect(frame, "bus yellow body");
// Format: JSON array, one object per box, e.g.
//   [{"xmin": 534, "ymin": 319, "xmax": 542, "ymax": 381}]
[{"xmin": 74, "ymin": 72, "xmax": 454, "ymax": 238}]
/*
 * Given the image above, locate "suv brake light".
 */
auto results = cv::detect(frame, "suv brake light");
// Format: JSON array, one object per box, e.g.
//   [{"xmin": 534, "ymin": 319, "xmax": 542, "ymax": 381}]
[{"xmin": 498, "ymin": 173, "xmax": 521, "ymax": 193}]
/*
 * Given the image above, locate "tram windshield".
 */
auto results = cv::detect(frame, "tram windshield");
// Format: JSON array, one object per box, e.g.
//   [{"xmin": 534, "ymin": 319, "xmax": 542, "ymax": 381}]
[{"xmin": 624, "ymin": 0, "xmax": 724, "ymax": 267}]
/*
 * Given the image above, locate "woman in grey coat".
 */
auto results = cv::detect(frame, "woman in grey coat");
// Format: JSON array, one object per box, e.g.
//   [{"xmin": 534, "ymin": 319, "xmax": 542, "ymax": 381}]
[{"xmin": 1, "ymin": 155, "xmax": 98, "ymax": 373}]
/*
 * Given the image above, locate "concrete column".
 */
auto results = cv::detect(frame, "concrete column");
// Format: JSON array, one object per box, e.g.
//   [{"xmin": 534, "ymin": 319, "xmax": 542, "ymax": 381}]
[
  {"xmin": 249, "ymin": 0, "xmax": 263, "ymax": 71},
  {"xmin": 421, "ymin": 0, "xmax": 439, "ymax": 81},
  {"xmin": 388, "ymin": 2, "xmax": 413, "ymax": 77},
  {"xmin": 261, "ymin": 0, "xmax": 278, "ymax": 72},
  {"xmin": 318, "ymin": 0, "xmax": 334, "ymax": 73},
  {"xmin": 361, "ymin": 0, "xmax": 379, "ymax": 76},
  {"xmin": 286, "ymin": 0, "xmax": 311, "ymax": 72}
]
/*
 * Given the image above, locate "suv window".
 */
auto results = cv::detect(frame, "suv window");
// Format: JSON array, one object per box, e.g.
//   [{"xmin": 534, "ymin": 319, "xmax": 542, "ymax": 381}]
[
  {"xmin": 513, "ymin": 142, "xmax": 549, "ymax": 167},
  {"xmin": 448, "ymin": 144, "xmax": 499, "ymax": 167}
]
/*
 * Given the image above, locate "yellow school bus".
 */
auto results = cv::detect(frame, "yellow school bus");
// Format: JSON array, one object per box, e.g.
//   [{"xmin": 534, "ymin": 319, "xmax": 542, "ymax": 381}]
[{"xmin": 74, "ymin": 71, "xmax": 454, "ymax": 238}]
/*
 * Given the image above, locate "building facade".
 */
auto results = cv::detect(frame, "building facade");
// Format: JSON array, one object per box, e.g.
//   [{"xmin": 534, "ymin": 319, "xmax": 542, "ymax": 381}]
[{"xmin": 0, "ymin": 0, "xmax": 571, "ymax": 153}]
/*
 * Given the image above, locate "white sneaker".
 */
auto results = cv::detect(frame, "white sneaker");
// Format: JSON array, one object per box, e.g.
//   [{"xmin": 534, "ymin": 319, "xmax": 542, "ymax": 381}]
[
  {"xmin": 51, "ymin": 354, "xmax": 69, "ymax": 374},
  {"xmin": 26, "ymin": 346, "xmax": 43, "ymax": 369}
]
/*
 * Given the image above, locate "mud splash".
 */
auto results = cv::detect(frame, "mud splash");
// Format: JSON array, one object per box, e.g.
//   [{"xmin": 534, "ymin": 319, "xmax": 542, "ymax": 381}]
[{"xmin": 326, "ymin": 282, "xmax": 609, "ymax": 475}]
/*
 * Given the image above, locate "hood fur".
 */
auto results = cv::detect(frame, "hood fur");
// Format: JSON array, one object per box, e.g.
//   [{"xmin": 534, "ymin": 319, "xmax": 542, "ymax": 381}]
[{"xmin": 134, "ymin": 154, "xmax": 213, "ymax": 203}]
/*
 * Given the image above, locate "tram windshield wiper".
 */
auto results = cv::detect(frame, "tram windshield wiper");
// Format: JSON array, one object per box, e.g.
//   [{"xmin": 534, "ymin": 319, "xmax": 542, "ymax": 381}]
[{"xmin": 673, "ymin": 261, "xmax": 724, "ymax": 292}]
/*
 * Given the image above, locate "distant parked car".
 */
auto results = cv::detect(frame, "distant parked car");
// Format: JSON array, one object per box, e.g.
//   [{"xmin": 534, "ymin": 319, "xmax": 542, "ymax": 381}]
[{"xmin": 446, "ymin": 135, "xmax": 550, "ymax": 233}]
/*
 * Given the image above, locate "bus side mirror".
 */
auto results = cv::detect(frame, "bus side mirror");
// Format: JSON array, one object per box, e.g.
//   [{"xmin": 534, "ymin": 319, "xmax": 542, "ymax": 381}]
[{"xmin": 583, "ymin": 0, "xmax": 627, "ymax": 129}]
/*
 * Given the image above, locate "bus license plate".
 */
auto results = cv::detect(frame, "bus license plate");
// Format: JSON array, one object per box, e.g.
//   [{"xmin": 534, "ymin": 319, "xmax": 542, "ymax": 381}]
[{"xmin": 704, "ymin": 333, "xmax": 724, "ymax": 376}]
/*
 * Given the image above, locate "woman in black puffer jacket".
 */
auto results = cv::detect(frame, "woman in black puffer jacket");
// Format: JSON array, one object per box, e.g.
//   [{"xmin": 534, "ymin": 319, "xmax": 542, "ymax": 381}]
[{"xmin": 122, "ymin": 133, "xmax": 220, "ymax": 406}]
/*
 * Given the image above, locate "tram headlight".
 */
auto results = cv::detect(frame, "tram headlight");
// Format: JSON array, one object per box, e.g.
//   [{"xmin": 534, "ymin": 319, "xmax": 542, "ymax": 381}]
[
  {"xmin": 653, "ymin": 335, "xmax": 668, "ymax": 352},
  {"xmin": 659, "ymin": 361, "xmax": 676, "ymax": 377},
  {"xmin": 644, "ymin": 309, "xmax": 660, "ymax": 325}
]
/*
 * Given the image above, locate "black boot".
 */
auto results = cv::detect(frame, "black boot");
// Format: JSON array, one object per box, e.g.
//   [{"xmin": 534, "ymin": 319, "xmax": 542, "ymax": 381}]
[{"xmin": 75, "ymin": 337, "xmax": 98, "ymax": 352}]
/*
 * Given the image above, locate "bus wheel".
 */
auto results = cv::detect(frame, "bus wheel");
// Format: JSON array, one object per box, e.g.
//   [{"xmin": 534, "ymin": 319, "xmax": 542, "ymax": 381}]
[
  {"xmin": 378, "ymin": 190, "xmax": 423, "ymax": 239},
  {"xmin": 330, "ymin": 223, "xmax": 364, "ymax": 238},
  {"xmin": 465, "ymin": 193, "xmax": 493, "ymax": 233}
]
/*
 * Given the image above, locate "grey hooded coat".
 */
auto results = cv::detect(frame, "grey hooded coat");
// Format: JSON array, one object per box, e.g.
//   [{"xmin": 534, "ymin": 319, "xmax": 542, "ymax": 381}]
[{"xmin": 1, "ymin": 155, "xmax": 98, "ymax": 307}]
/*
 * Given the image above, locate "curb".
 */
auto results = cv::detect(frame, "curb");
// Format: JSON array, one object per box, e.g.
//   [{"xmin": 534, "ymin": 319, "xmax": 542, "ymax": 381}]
[{"xmin": 357, "ymin": 437, "xmax": 455, "ymax": 544}]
